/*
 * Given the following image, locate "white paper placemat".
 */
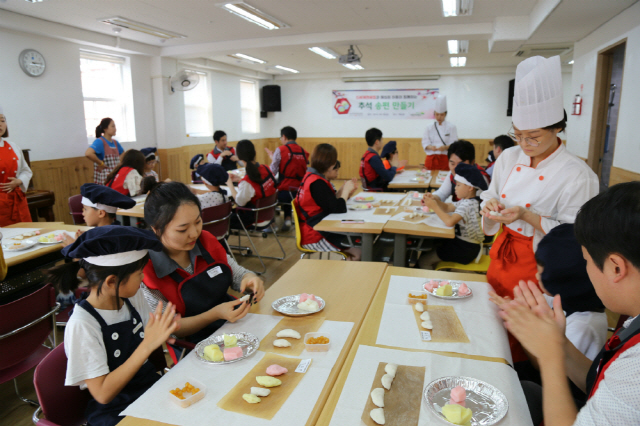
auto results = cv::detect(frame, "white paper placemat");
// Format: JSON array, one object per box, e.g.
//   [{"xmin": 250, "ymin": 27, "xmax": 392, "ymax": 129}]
[
  {"xmin": 388, "ymin": 211, "xmax": 454, "ymax": 230},
  {"xmin": 390, "ymin": 170, "xmax": 432, "ymax": 185},
  {"xmin": 121, "ymin": 313, "xmax": 354, "ymax": 426},
  {"xmin": 376, "ymin": 276, "xmax": 512, "ymax": 363},
  {"xmin": 328, "ymin": 345, "xmax": 532, "ymax": 426},
  {"xmin": 350, "ymin": 192, "xmax": 408, "ymax": 205},
  {"xmin": 1, "ymin": 228, "xmax": 74, "ymax": 260}
]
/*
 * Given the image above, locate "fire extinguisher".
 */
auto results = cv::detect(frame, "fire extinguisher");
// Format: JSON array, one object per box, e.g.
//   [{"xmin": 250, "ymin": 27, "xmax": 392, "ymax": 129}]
[{"xmin": 572, "ymin": 94, "xmax": 582, "ymax": 115}]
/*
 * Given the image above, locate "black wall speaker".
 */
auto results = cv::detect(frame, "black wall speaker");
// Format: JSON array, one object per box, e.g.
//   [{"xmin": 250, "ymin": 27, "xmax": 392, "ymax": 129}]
[
  {"xmin": 507, "ymin": 78, "xmax": 515, "ymax": 117},
  {"xmin": 262, "ymin": 85, "xmax": 281, "ymax": 112}
]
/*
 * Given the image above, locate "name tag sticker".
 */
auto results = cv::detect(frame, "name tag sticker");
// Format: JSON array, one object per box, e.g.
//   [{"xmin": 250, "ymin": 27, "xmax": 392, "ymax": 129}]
[
  {"xmin": 133, "ymin": 322, "xmax": 143, "ymax": 334},
  {"xmin": 295, "ymin": 359, "xmax": 312, "ymax": 373},
  {"xmin": 421, "ymin": 331, "xmax": 432, "ymax": 341},
  {"xmin": 207, "ymin": 266, "xmax": 223, "ymax": 278}
]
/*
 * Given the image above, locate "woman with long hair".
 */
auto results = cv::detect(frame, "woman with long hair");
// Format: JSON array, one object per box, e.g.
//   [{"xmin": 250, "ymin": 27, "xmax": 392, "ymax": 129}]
[
  {"xmin": 105, "ymin": 149, "xmax": 145, "ymax": 197},
  {"xmin": 86, "ymin": 118, "xmax": 124, "ymax": 185}
]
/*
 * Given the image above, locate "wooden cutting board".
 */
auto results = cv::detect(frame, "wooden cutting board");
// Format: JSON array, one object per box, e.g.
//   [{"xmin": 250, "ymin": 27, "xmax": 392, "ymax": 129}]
[
  {"xmin": 361, "ymin": 362, "xmax": 425, "ymax": 426},
  {"xmin": 412, "ymin": 305, "xmax": 470, "ymax": 343},
  {"xmin": 258, "ymin": 316, "xmax": 325, "ymax": 356},
  {"xmin": 373, "ymin": 207, "xmax": 400, "ymax": 216},
  {"xmin": 217, "ymin": 353, "xmax": 311, "ymax": 420},
  {"xmin": 401, "ymin": 214, "xmax": 428, "ymax": 223}
]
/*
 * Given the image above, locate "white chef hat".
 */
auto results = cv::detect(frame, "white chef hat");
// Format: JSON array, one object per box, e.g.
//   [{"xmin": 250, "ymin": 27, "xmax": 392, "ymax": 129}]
[
  {"xmin": 434, "ymin": 95, "xmax": 447, "ymax": 114},
  {"xmin": 512, "ymin": 55, "xmax": 564, "ymax": 130}
]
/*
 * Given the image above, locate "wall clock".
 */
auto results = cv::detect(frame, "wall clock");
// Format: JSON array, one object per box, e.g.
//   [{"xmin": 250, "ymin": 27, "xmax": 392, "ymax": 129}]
[{"xmin": 19, "ymin": 49, "xmax": 46, "ymax": 77}]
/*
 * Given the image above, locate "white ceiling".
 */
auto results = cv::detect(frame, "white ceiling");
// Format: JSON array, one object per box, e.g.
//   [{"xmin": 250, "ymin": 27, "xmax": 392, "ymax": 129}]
[{"xmin": 0, "ymin": 0, "xmax": 638, "ymax": 76}]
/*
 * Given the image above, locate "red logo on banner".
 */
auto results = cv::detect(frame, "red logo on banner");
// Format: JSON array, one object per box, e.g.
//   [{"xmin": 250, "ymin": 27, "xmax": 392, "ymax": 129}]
[{"xmin": 334, "ymin": 98, "xmax": 351, "ymax": 114}]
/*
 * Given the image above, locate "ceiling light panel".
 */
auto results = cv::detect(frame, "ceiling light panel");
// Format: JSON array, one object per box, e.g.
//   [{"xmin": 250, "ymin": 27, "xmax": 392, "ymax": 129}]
[
  {"xmin": 442, "ymin": 0, "xmax": 474, "ymax": 17},
  {"xmin": 343, "ymin": 64, "xmax": 364, "ymax": 70},
  {"xmin": 100, "ymin": 17, "xmax": 186, "ymax": 39},
  {"xmin": 309, "ymin": 47, "xmax": 337, "ymax": 59},
  {"xmin": 275, "ymin": 65, "xmax": 299, "ymax": 73},
  {"xmin": 229, "ymin": 53, "xmax": 266, "ymax": 64},
  {"xmin": 217, "ymin": 2, "xmax": 289, "ymax": 30},
  {"xmin": 450, "ymin": 57, "xmax": 467, "ymax": 67},
  {"xmin": 448, "ymin": 40, "xmax": 469, "ymax": 54}
]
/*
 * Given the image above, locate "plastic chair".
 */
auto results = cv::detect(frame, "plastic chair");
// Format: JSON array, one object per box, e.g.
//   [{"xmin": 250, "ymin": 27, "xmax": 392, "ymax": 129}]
[
  {"xmin": 201, "ymin": 201, "xmax": 236, "ymax": 262},
  {"xmin": 0, "ymin": 283, "xmax": 59, "ymax": 406},
  {"xmin": 360, "ymin": 177, "xmax": 383, "ymax": 192},
  {"xmin": 233, "ymin": 192, "xmax": 286, "ymax": 274},
  {"xmin": 68, "ymin": 194, "xmax": 84, "ymax": 225},
  {"xmin": 433, "ymin": 228, "xmax": 501, "ymax": 273},
  {"xmin": 191, "ymin": 171, "xmax": 203, "ymax": 184},
  {"xmin": 291, "ymin": 199, "xmax": 347, "ymax": 260}
]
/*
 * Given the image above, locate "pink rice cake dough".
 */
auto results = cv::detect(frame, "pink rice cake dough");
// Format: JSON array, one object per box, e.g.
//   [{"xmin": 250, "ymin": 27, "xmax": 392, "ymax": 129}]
[
  {"xmin": 423, "ymin": 280, "xmax": 440, "ymax": 292},
  {"xmin": 438, "ymin": 280, "xmax": 450, "ymax": 287},
  {"xmin": 458, "ymin": 283, "xmax": 471, "ymax": 296},
  {"xmin": 266, "ymin": 364, "xmax": 288, "ymax": 376},
  {"xmin": 55, "ymin": 233, "xmax": 64, "ymax": 242},
  {"xmin": 223, "ymin": 346, "xmax": 244, "ymax": 361},
  {"xmin": 448, "ymin": 398, "xmax": 466, "ymax": 407},
  {"xmin": 451, "ymin": 386, "xmax": 466, "ymax": 403},
  {"xmin": 299, "ymin": 293, "xmax": 317, "ymax": 303}
]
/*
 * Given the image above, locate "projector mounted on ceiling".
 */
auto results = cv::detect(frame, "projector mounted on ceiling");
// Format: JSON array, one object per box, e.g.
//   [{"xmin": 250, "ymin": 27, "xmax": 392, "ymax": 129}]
[{"xmin": 339, "ymin": 45, "xmax": 362, "ymax": 66}]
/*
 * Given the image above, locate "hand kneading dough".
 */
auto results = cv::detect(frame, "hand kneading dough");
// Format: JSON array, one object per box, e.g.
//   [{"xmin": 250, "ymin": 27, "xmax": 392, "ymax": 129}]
[
  {"xmin": 256, "ymin": 376, "xmax": 282, "ymax": 387},
  {"xmin": 420, "ymin": 311, "xmax": 431, "ymax": 321},
  {"xmin": 243, "ymin": 394, "xmax": 261, "ymax": 403},
  {"xmin": 273, "ymin": 339, "xmax": 292, "ymax": 348},
  {"xmin": 384, "ymin": 363, "xmax": 398, "ymax": 379},
  {"xmin": 276, "ymin": 329, "xmax": 301, "ymax": 339},
  {"xmin": 414, "ymin": 302, "xmax": 424, "ymax": 312},
  {"xmin": 441, "ymin": 404, "xmax": 473, "ymax": 425},
  {"xmin": 381, "ymin": 373, "xmax": 394, "ymax": 390},
  {"xmin": 371, "ymin": 388, "xmax": 385, "ymax": 408},
  {"xmin": 370, "ymin": 408, "xmax": 385, "ymax": 425},
  {"xmin": 250, "ymin": 387, "xmax": 271, "ymax": 397}
]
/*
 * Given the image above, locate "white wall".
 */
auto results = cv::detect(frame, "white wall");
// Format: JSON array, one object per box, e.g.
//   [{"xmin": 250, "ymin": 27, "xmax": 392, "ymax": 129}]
[
  {"xmin": 262, "ymin": 73, "xmax": 573, "ymax": 141},
  {"xmin": 568, "ymin": 1, "xmax": 640, "ymax": 172},
  {"xmin": 0, "ymin": 27, "xmax": 156, "ymax": 161}
]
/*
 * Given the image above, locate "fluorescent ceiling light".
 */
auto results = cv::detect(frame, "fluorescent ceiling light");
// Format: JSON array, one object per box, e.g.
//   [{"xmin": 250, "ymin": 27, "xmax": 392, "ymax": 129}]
[
  {"xmin": 24, "ymin": 0, "xmax": 44, "ymax": 3},
  {"xmin": 229, "ymin": 53, "xmax": 266, "ymax": 64},
  {"xmin": 450, "ymin": 57, "xmax": 467, "ymax": 67},
  {"xmin": 442, "ymin": 0, "xmax": 474, "ymax": 17},
  {"xmin": 343, "ymin": 75, "xmax": 440, "ymax": 83},
  {"xmin": 100, "ymin": 17, "xmax": 186, "ymax": 39},
  {"xmin": 275, "ymin": 65, "xmax": 299, "ymax": 73},
  {"xmin": 343, "ymin": 63, "xmax": 364, "ymax": 70},
  {"xmin": 448, "ymin": 40, "xmax": 469, "ymax": 54},
  {"xmin": 217, "ymin": 2, "xmax": 289, "ymax": 30},
  {"xmin": 568, "ymin": 60, "xmax": 574, "ymax": 65},
  {"xmin": 309, "ymin": 47, "xmax": 337, "ymax": 59}
]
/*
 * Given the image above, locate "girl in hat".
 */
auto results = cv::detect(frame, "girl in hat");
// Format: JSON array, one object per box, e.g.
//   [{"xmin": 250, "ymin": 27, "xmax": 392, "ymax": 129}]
[
  {"xmin": 86, "ymin": 118, "xmax": 124, "ymax": 185},
  {"xmin": 105, "ymin": 149, "xmax": 146, "ymax": 197},
  {"xmin": 0, "ymin": 107, "xmax": 33, "ymax": 226},
  {"xmin": 422, "ymin": 95, "xmax": 458, "ymax": 171},
  {"xmin": 141, "ymin": 148, "xmax": 159, "ymax": 182},
  {"xmin": 189, "ymin": 154, "xmax": 206, "ymax": 184},
  {"xmin": 195, "ymin": 163, "xmax": 231, "ymax": 209},
  {"xmin": 48, "ymin": 226, "xmax": 180, "ymax": 426}
]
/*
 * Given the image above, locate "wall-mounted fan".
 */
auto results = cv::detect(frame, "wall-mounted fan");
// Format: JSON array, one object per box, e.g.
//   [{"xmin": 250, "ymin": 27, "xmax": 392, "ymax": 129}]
[{"xmin": 170, "ymin": 69, "xmax": 200, "ymax": 92}]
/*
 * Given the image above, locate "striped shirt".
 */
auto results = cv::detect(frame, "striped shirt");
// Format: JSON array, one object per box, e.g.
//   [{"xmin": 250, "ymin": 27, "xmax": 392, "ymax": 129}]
[{"xmin": 453, "ymin": 198, "xmax": 483, "ymax": 244}]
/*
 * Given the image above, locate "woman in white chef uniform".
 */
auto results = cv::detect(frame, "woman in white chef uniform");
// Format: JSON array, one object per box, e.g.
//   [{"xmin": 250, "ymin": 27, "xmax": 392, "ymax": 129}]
[
  {"xmin": 480, "ymin": 55, "xmax": 598, "ymax": 302},
  {"xmin": 422, "ymin": 95, "xmax": 458, "ymax": 170}
]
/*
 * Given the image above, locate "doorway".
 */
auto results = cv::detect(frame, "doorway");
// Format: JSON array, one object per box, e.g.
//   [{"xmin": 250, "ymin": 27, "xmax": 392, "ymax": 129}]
[{"xmin": 586, "ymin": 40, "xmax": 626, "ymax": 191}]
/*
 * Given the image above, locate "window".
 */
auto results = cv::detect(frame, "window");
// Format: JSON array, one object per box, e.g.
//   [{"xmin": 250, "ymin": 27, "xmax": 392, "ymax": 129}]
[
  {"xmin": 240, "ymin": 80, "xmax": 260, "ymax": 133},
  {"xmin": 183, "ymin": 70, "xmax": 212, "ymax": 137},
  {"xmin": 80, "ymin": 51, "xmax": 136, "ymax": 143}
]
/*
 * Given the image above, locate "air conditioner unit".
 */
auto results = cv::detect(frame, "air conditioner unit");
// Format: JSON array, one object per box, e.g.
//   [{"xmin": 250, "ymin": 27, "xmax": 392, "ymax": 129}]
[{"xmin": 514, "ymin": 45, "xmax": 573, "ymax": 58}]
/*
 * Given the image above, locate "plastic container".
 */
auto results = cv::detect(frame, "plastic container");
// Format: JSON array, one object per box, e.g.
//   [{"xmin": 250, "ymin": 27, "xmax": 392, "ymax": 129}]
[
  {"xmin": 168, "ymin": 379, "xmax": 207, "ymax": 408},
  {"xmin": 407, "ymin": 290, "xmax": 429, "ymax": 306},
  {"xmin": 304, "ymin": 332, "xmax": 331, "ymax": 352}
]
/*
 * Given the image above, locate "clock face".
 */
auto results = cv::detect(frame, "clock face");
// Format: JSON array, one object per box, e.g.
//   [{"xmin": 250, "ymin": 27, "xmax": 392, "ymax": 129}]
[{"xmin": 19, "ymin": 49, "xmax": 46, "ymax": 77}]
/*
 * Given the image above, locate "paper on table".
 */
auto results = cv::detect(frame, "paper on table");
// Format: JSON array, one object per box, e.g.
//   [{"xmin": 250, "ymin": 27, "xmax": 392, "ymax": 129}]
[
  {"xmin": 328, "ymin": 345, "xmax": 533, "ymax": 426},
  {"xmin": 376, "ymin": 276, "xmax": 512, "ymax": 362},
  {"xmin": 390, "ymin": 170, "xmax": 432, "ymax": 185},
  {"xmin": 121, "ymin": 314, "xmax": 354, "ymax": 426},
  {"xmin": 351, "ymin": 192, "xmax": 408, "ymax": 204},
  {"xmin": 322, "ymin": 209, "xmax": 392, "ymax": 224},
  {"xmin": 388, "ymin": 211, "xmax": 453, "ymax": 230},
  {"xmin": 1, "ymin": 229, "xmax": 75, "ymax": 260}
]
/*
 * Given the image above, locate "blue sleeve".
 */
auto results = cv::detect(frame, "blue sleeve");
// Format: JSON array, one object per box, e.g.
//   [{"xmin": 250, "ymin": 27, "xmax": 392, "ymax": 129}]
[
  {"xmin": 369, "ymin": 155, "xmax": 396, "ymax": 183},
  {"xmin": 90, "ymin": 139, "xmax": 105, "ymax": 160},
  {"xmin": 116, "ymin": 141, "xmax": 124, "ymax": 155}
]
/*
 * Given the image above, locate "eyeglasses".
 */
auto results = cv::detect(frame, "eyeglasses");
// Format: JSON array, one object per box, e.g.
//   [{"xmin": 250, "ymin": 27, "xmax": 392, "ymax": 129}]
[{"xmin": 507, "ymin": 126, "xmax": 548, "ymax": 147}]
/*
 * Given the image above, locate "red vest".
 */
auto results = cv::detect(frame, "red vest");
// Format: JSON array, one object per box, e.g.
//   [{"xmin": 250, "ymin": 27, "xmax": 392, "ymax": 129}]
[
  {"xmin": 142, "ymin": 231, "xmax": 230, "ymax": 316},
  {"xmin": 210, "ymin": 147, "xmax": 237, "ymax": 171},
  {"xmin": 106, "ymin": 166, "xmax": 134, "ymax": 196},
  {"xmin": 295, "ymin": 172, "xmax": 334, "ymax": 245},
  {"xmin": 277, "ymin": 143, "xmax": 308, "ymax": 191},
  {"xmin": 241, "ymin": 164, "xmax": 276, "ymax": 205},
  {"xmin": 360, "ymin": 150, "xmax": 378, "ymax": 186}
]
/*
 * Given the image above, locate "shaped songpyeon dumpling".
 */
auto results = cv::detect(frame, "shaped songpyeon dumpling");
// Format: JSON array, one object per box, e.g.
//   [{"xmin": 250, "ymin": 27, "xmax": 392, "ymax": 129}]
[
  {"xmin": 370, "ymin": 408, "xmax": 386, "ymax": 425},
  {"xmin": 371, "ymin": 388, "xmax": 385, "ymax": 408},
  {"xmin": 384, "ymin": 363, "xmax": 398, "ymax": 379},
  {"xmin": 273, "ymin": 339, "xmax": 292, "ymax": 348},
  {"xmin": 297, "ymin": 299, "xmax": 320, "ymax": 312},
  {"xmin": 276, "ymin": 329, "xmax": 301, "ymax": 339},
  {"xmin": 256, "ymin": 376, "xmax": 282, "ymax": 387},
  {"xmin": 381, "ymin": 374, "xmax": 394, "ymax": 390},
  {"xmin": 266, "ymin": 364, "xmax": 288, "ymax": 376},
  {"xmin": 421, "ymin": 320, "xmax": 433, "ymax": 330},
  {"xmin": 420, "ymin": 311, "xmax": 431, "ymax": 321},
  {"xmin": 243, "ymin": 394, "xmax": 261, "ymax": 403},
  {"xmin": 250, "ymin": 387, "xmax": 271, "ymax": 397},
  {"xmin": 414, "ymin": 302, "xmax": 424, "ymax": 312}
]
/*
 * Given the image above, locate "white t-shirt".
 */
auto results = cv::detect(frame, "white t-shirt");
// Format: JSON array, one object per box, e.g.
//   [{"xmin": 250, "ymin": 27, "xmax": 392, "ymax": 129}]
[
  {"xmin": 123, "ymin": 169, "xmax": 143, "ymax": 197},
  {"xmin": 566, "ymin": 311, "xmax": 608, "ymax": 361},
  {"xmin": 234, "ymin": 180, "xmax": 255, "ymax": 207},
  {"xmin": 197, "ymin": 191, "xmax": 228, "ymax": 210},
  {"xmin": 453, "ymin": 198, "xmax": 484, "ymax": 244},
  {"xmin": 64, "ymin": 289, "xmax": 152, "ymax": 389}
]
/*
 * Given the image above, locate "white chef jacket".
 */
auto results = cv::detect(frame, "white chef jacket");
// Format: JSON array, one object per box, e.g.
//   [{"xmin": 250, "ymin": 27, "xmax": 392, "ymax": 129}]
[
  {"xmin": 421, "ymin": 121, "xmax": 458, "ymax": 155},
  {"xmin": 480, "ymin": 143, "xmax": 598, "ymax": 251},
  {"xmin": 0, "ymin": 138, "xmax": 33, "ymax": 192}
]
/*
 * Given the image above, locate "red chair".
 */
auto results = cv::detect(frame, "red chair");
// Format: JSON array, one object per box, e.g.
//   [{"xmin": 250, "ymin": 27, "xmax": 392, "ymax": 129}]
[
  {"xmin": 201, "ymin": 201, "xmax": 235, "ymax": 261},
  {"xmin": 233, "ymin": 192, "xmax": 286, "ymax": 274},
  {"xmin": 191, "ymin": 171, "xmax": 203, "ymax": 184},
  {"xmin": 0, "ymin": 283, "xmax": 59, "ymax": 406},
  {"xmin": 68, "ymin": 195, "xmax": 84, "ymax": 225},
  {"xmin": 55, "ymin": 287, "xmax": 88, "ymax": 327},
  {"xmin": 360, "ymin": 177, "xmax": 383, "ymax": 192}
]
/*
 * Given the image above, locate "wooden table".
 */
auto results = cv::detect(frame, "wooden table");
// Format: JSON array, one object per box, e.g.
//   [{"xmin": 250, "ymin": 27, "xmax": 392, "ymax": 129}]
[
  {"xmin": 387, "ymin": 169, "xmax": 431, "ymax": 190},
  {"xmin": 429, "ymin": 170, "xmax": 448, "ymax": 189},
  {"xmin": 316, "ymin": 266, "xmax": 504, "ymax": 426},
  {"xmin": 118, "ymin": 259, "xmax": 389, "ymax": 426},
  {"xmin": 383, "ymin": 218, "xmax": 455, "ymax": 267},
  {"xmin": 313, "ymin": 221, "xmax": 383, "ymax": 261}
]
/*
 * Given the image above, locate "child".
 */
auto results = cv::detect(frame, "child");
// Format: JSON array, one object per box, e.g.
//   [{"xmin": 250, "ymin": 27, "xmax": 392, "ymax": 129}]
[
  {"xmin": 48, "ymin": 226, "xmax": 179, "ymax": 426},
  {"xmin": 381, "ymin": 140, "xmax": 404, "ymax": 172},
  {"xmin": 195, "ymin": 163, "xmax": 230, "ymax": 209},
  {"xmin": 419, "ymin": 163, "xmax": 488, "ymax": 269},
  {"xmin": 105, "ymin": 149, "xmax": 145, "ymax": 197},
  {"xmin": 207, "ymin": 130, "xmax": 240, "ymax": 171},
  {"xmin": 190, "ymin": 154, "xmax": 206, "ymax": 184},
  {"xmin": 485, "ymin": 135, "xmax": 515, "ymax": 177},
  {"xmin": 498, "ymin": 182, "xmax": 640, "ymax": 426},
  {"xmin": 360, "ymin": 128, "xmax": 404, "ymax": 190},
  {"xmin": 141, "ymin": 148, "xmax": 159, "ymax": 181}
]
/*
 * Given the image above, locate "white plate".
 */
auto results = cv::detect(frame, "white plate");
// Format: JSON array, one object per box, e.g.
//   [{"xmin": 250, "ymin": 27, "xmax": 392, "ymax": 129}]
[
  {"xmin": 424, "ymin": 280, "xmax": 473, "ymax": 299},
  {"xmin": 272, "ymin": 294, "xmax": 326, "ymax": 316},
  {"xmin": 37, "ymin": 231, "xmax": 67, "ymax": 245},
  {"xmin": 194, "ymin": 332, "xmax": 259, "ymax": 365},
  {"xmin": 3, "ymin": 239, "xmax": 38, "ymax": 251}
]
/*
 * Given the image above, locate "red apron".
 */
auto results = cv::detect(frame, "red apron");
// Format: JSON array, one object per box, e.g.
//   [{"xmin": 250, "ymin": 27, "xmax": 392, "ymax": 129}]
[
  {"xmin": 295, "ymin": 172, "xmax": 335, "ymax": 246},
  {"xmin": 424, "ymin": 154, "xmax": 449, "ymax": 170},
  {"xmin": 360, "ymin": 150, "xmax": 379, "ymax": 187},
  {"xmin": 106, "ymin": 166, "xmax": 134, "ymax": 196},
  {"xmin": 93, "ymin": 137, "xmax": 121, "ymax": 185},
  {"xmin": 0, "ymin": 142, "xmax": 32, "ymax": 226},
  {"xmin": 241, "ymin": 164, "xmax": 276, "ymax": 205},
  {"xmin": 277, "ymin": 143, "xmax": 308, "ymax": 192}
]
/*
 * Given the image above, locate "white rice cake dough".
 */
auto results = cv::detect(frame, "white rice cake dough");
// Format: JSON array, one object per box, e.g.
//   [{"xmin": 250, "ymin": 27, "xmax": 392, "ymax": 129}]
[
  {"xmin": 250, "ymin": 387, "xmax": 271, "ymax": 397},
  {"xmin": 384, "ymin": 363, "xmax": 397, "ymax": 379},
  {"xmin": 371, "ymin": 387, "xmax": 385, "ymax": 408},
  {"xmin": 273, "ymin": 339, "xmax": 292, "ymax": 348},
  {"xmin": 381, "ymin": 373, "xmax": 394, "ymax": 390},
  {"xmin": 414, "ymin": 303, "xmax": 424, "ymax": 312},
  {"xmin": 276, "ymin": 329, "xmax": 301, "ymax": 339},
  {"xmin": 370, "ymin": 408, "xmax": 386, "ymax": 425},
  {"xmin": 420, "ymin": 311, "xmax": 430, "ymax": 321}
]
